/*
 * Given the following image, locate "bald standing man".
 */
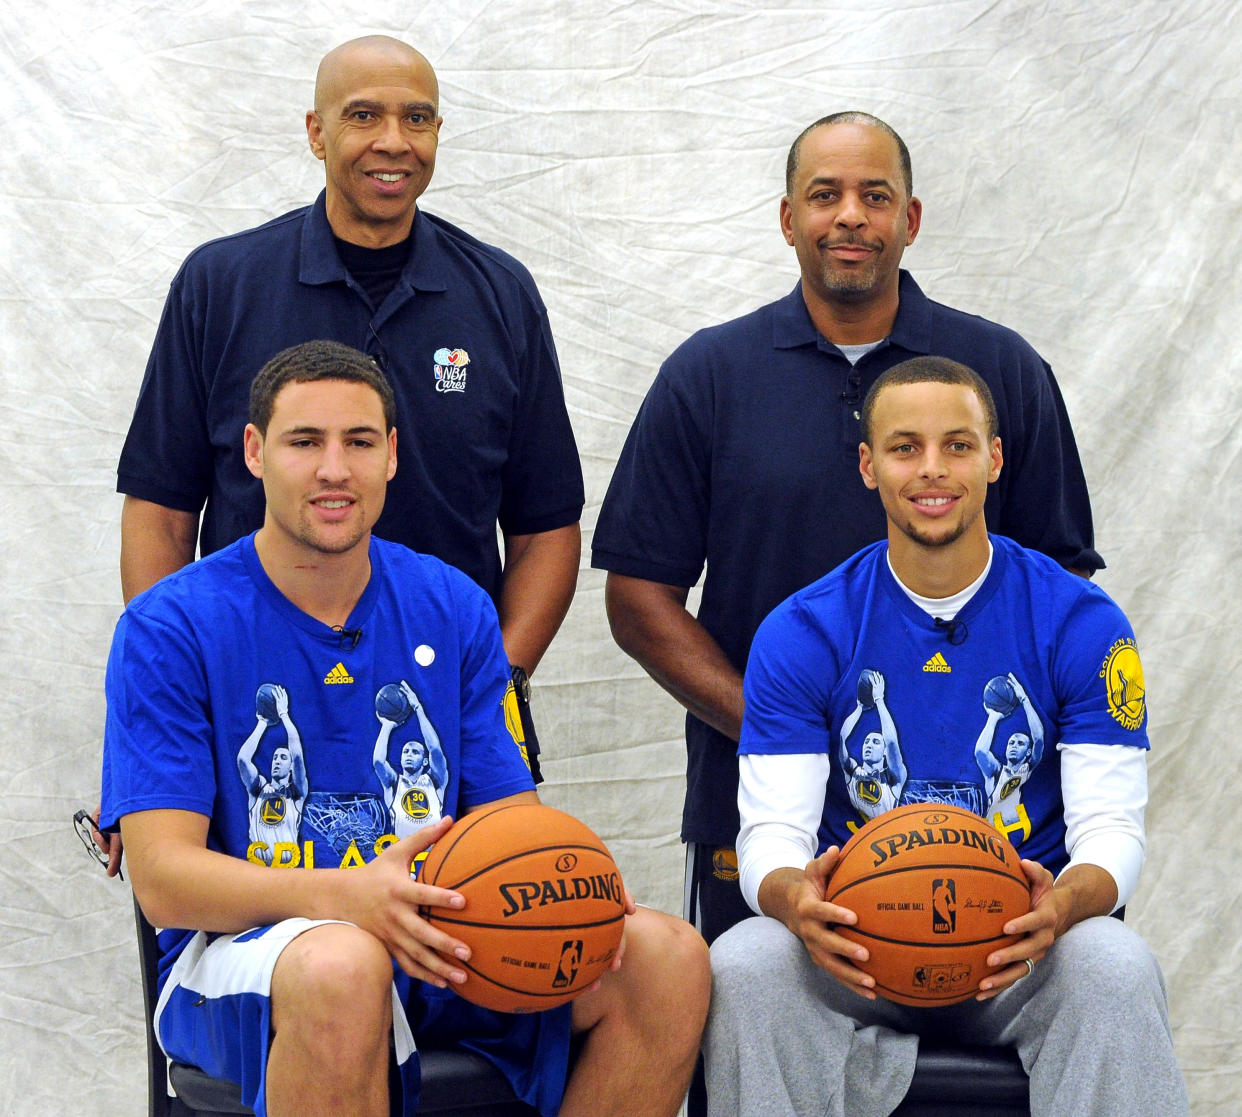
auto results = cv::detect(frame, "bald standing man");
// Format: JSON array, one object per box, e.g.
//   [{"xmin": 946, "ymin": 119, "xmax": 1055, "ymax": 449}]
[{"xmin": 117, "ymin": 34, "xmax": 580, "ymax": 722}]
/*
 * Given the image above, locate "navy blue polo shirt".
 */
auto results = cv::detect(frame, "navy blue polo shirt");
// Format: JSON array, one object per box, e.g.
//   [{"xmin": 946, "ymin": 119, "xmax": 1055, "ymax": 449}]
[
  {"xmin": 117, "ymin": 193, "xmax": 583, "ymax": 601},
  {"xmin": 591, "ymin": 272, "xmax": 1101, "ymax": 846}
]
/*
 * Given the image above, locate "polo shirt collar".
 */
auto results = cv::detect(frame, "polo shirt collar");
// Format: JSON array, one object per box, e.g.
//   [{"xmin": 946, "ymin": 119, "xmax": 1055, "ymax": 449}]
[
  {"xmin": 889, "ymin": 270, "xmax": 934, "ymax": 354},
  {"xmin": 771, "ymin": 283, "xmax": 823, "ymax": 349},
  {"xmin": 770, "ymin": 269, "xmax": 934, "ymax": 354},
  {"xmin": 297, "ymin": 192, "xmax": 449, "ymax": 293}
]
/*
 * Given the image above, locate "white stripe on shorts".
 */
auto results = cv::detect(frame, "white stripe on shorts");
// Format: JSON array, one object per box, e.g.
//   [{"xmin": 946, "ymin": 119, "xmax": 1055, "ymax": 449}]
[{"xmin": 155, "ymin": 918, "xmax": 416, "ymax": 1064}]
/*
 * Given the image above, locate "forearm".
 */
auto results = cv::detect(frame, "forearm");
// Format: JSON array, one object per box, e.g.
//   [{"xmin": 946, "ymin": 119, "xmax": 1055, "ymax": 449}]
[
  {"xmin": 123, "ymin": 810, "xmax": 357, "ymax": 932},
  {"xmin": 605, "ymin": 573, "xmax": 744, "ymax": 741},
  {"xmin": 757, "ymin": 866, "xmax": 811, "ymax": 927},
  {"xmin": 498, "ymin": 524, "xmax": 580, "ymax": 674},
  {"xmin": 121, "ymin": 497, "xmax": 199, "ymax": 603},
  {"xmin": 1048, "ymin": 862, "xmax": 1118, "ymax": 936}
]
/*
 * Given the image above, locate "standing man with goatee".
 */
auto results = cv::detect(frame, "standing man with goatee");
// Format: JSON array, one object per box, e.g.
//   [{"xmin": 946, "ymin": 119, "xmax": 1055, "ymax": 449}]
[{"xmin": 593, "ymin": 111, "xmax": 1101, "ymax": 946}]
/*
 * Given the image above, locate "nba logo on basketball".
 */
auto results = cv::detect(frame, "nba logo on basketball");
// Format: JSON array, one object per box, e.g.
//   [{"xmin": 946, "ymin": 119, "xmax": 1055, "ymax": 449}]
[
  {"xmin": 553, "ymin": 940, "xmax": 584, "ymax": 988},
  {"xmin": 932, "ymin": 878, "xmax": 956, "ymax": 934}
]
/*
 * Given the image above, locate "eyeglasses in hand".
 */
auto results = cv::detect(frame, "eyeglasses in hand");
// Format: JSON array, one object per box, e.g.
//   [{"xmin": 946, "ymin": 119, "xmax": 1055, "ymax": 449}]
[{"xmin": 73, "ymin": 809, "xmax": 123, "ymax": 881}]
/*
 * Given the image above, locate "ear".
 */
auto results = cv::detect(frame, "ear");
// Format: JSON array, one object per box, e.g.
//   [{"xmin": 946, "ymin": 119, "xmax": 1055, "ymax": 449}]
[
  {"xmin": 905, "ymin": 195, "xmax": 922, "ymax": 246},
  {"xmin": 859, "ymin": 442, "xmax": 878, "ymax": 490},
  {"xmin": 988, "ymin": 436, "xmax": 1003, "ymax": 483},
  {"xmin": 306, "ymin": 110, "xmax": 325, "ymax": 160},
  {"xmin": 386, "ymin": 427, "xmax": 398, "ymax": 481},
  {"xmin": 243, "ymin": 423, "xmax": 264, "ymax": 479},
  {"xmin": 779, "ymin": 195, "xmax": 795, "ymax": 246}
]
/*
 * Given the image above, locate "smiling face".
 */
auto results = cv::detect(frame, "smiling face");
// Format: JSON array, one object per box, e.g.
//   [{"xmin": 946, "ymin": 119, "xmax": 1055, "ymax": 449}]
[
  {"xmin": 244, "ymin": 378, "xmax": 397, "ymax": 563},
  {"xmin": 306, "ymin": 37, "xmax": 442, "ymax": 247},
  {"xmin": 780, "ymin": 121, "xmax": 921, "ymax": 323},
  {"xmin": 859, "ymin": 379, "xmax": 1002, "ymax": 557}
]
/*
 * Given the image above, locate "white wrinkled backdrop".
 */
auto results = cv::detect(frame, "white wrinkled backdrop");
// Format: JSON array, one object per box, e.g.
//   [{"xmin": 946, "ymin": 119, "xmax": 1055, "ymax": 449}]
[{"xmin": 4, "ymin": 0, "xmax": 1239, "ymax": 1111}]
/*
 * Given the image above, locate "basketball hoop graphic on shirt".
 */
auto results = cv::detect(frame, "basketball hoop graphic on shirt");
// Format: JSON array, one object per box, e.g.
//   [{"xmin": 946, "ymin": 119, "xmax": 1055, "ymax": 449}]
[{"xmin": 433, "ymin": 347, "xmax": 470, "ymax": 393}]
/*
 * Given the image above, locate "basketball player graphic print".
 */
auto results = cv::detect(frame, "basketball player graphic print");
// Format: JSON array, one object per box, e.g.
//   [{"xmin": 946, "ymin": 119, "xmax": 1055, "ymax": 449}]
[
  {"xmin": 837, "ymin": 669, "xmax": 908, "ymax": 819},
  {"xmin": 974, "ymin": 672, "xmax": 1045, "ymax": 842},
  {"xmin": 238, "ymin": 683, "xmax": 309, "ymax": 866},
  {"xmin": 372, "ymin": 680, "xmax": 449, "ymax": 837}
]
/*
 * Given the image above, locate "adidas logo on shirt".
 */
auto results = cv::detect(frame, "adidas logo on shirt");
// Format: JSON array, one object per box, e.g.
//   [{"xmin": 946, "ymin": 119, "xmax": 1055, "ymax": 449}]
[
  {"xmin": 923, "ymin": 652, "xmax": 951, "ymax": 673},
  {"xmin": 324, "ymin": 662, "xmax": 355, "ymax": 684}
]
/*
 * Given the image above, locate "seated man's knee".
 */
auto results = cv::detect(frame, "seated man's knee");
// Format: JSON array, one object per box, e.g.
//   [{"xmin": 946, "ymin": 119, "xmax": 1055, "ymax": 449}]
[
  {"xmin": 710, "ymin": 916, "xmax": 800, "ymax": 999},
  {"xmin": 637, "ymin": 907, "xmax": 710, "ymax": 999},
  {"xmin": 272, "ymin": 923, "xmax": 393, "ymax": 1036},
  {"xmin": 1050, "ymin": 917, "xmax": 1168, "ymax": 1006},
  {"xmin": 574, "ymin": 907, "xmax": 709, "ymax": 1045}
]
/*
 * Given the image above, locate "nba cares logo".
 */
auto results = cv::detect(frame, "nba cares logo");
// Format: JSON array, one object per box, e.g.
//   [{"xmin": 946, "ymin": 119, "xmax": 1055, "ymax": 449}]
[{"xmin": 433, "ymin": 347, "xmax": 469, "ymax": 393}]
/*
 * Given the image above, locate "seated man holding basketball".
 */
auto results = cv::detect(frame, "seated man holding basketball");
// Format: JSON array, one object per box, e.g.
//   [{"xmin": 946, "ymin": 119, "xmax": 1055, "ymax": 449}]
[
  {"xmin": 100, "ymin": 340, "xmax": 709, "ymax": 1117},
  {"xmin": 703, "ymin": 357, "xmax": 1186, "ymax": 1116}
]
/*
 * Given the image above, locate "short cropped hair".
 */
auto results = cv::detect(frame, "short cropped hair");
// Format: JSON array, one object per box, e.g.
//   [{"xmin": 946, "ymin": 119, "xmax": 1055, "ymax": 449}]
[
  {"xmin": 249, "ymin": 340, "xmax": 397, "ymax": 435},
  {"xmin": 860, "ymin": 356, "xmax": 998, "ymax": 444},
  {"xmin": 785, "ymin": 111, "xmax": 913, "ymax": 198}
]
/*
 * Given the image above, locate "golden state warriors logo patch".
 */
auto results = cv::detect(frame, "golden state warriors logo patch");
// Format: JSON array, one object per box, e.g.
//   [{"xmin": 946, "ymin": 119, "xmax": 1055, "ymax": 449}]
[
  {"xmin": 1099, "ymin": 638, "xmax": 1145, "ymax": 731},
  {"xmin": 402, "ymin": 787, "xmax": 431, "ymax": 821},
  {"xmin": 502, "ymin": 680, "xmax": 531, "ymax": 769},
  {"xmin": 711, "ymin": 847, "xmax": 739, "ymax": 882},
  {"xmin": 259, "ymin": 794, "xmax": 288, "ymax": 825},
  {"xmin": 858, "ymin": 778, "xmax": 882, "ymax": 806}
]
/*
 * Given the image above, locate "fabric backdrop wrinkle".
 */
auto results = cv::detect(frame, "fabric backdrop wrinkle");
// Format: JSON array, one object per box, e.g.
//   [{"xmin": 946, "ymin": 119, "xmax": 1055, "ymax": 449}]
[{"xmin": 3, "ymin": 1, "xmax": 1238, "ymax": 1111}]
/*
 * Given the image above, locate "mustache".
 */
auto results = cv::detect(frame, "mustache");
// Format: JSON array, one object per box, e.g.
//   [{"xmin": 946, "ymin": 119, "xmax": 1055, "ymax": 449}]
[{"xmin": 823, "ymin": 234, "xmax": 882, "ymax": 251}]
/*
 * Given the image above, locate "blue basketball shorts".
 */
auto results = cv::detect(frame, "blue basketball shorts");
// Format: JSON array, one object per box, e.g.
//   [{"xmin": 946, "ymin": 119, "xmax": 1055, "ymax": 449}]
[{"xmin": 154, "ymin": 918, "xmax": 572, "ymax": 1116}]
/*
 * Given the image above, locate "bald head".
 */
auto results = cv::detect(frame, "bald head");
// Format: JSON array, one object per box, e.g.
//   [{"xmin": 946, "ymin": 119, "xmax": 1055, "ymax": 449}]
[
  {"xmin": 314, "ymin": 36, "xmax": 439, "ymax": 114},
  {"xmin": 306, "ymin": 35, "xmax": 442, "ymax": 247}
]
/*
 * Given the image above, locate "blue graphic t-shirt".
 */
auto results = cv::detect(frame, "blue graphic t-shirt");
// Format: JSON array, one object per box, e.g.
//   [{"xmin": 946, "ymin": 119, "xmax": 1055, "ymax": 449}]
[
  {"xmin": 102, "ymin": 534, "xmax": 535, "ymax": 981},
  {"xmin": 741, "ymin": 535, "xmax": 1148, "ymax": 873}
]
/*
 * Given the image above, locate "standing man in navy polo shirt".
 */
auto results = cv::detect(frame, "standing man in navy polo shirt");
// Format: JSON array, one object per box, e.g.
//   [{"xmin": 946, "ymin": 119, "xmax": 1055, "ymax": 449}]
[
  {"xmin": 116, "ymin": 36, "xmax": 581, "ymax": 778},
  {"xmin": 592, "ymin": 111, "xmax": 1102, "ymax": 947}
]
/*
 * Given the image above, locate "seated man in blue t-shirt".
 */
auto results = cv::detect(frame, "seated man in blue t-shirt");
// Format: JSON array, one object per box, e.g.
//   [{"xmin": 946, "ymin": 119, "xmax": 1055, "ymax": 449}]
[
  {"xmin": 703, "ymin": 357, "xmax": 1186, "ymax": 1116},
  {"xmin": 101, "ymin": 340, "xmax": 708, "ymax": 1117}
]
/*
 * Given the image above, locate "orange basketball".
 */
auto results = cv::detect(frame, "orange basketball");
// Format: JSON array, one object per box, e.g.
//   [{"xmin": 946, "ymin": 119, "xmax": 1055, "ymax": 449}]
[
  {"xmin": 825, "ymin": 803, "xmax": 1031, "ymax": 1007},
  {"xmin": 418, "ymin": 803, "xmax": 626, "ymax": 1013}
]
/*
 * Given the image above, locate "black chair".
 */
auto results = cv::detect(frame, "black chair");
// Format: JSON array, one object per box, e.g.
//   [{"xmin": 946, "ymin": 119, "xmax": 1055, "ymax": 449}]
[
  {"xmin": 133, "ymin": 897, "xmax": 536, "ymax": 1116},
  {"xmin": 895, "ymin": 1043, "xmax": 1029, "ymax": 1115}
]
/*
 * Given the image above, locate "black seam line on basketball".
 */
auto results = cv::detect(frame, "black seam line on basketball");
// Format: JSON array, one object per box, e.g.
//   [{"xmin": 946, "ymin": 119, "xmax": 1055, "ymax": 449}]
[
  {"xmin": 870, "ymin": 982, "xmax": 981, "ymax": 1004},
  {"xmin": 428, "ymin": 913, "xmax": 625, "ymax": 933},
  {"xmin": 429, "ymin": 804, "xmax": 526, "ymax": 879},
  {"xmin": 840, "ymin": 929, "xmax": 1013, "ymax": 949},
  {"xmin": 456, "ymin": 958, "xmax": 597, "ymax": 998},
  {"xmin": 429, "ymin": 843, "xmax": 609, "ymax": 891},
  {"xmin": 831, "ymin": 862, "xmax": 1026, "ymax": 893}
]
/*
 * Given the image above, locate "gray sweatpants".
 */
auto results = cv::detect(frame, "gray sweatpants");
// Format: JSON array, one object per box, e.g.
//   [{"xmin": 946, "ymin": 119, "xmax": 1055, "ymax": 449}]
[{"xmin": 704, "ymin": 914, "xmax": 1187, "ymax": 1117}]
